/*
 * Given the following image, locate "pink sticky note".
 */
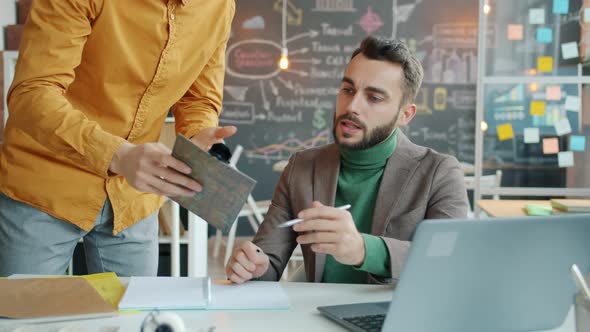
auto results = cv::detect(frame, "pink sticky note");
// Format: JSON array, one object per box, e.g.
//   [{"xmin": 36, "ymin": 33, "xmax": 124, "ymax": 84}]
[
  {"xmin": 543, "ymin": 137, "xmax": 559, "ymax": 154},
  {"xmin": 507, "ymin": 24, "xmax": 524, "ymax": 41},
  {"xmin": 545, "ymin": 86, "xmax": 561, "ymax": 100}
]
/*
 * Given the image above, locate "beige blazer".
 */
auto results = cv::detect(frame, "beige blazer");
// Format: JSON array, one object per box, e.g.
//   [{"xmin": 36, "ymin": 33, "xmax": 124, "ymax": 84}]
[{"xmin": 252, "ymin": 131, "xmax": 469, "ymax": 284}]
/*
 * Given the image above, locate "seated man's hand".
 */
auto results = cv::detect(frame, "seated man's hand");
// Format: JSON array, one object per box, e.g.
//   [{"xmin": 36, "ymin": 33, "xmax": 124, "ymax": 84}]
[
  {"xmin": 109, "ymin": 142, "xmax": 201, "ymax": 197},
  {"xmin": 225, "ymin": 241, "xmax": 270, "ymax": 284},
  {"xmin": 190, "ymin": 126, "xmax": 237, "ymax": 151},
  {"xmin": 293, "ymin": 201, "xmax": 365, "ymax": 266}
]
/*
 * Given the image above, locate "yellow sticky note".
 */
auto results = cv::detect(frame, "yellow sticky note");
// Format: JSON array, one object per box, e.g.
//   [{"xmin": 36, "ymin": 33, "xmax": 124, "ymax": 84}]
[
  {"xmin": 530, "ymin": 101, "xmax": 546, "ymax": 116},
  {"xmin": 537, "ymin": 56, "xmax": 553, "ymax": 72},
  {"xmin": 497, "ymin": 123, "xmax": 514, "ymax": 141},
  {"xmin": 82, "ymin": 272, "xmax": 125, "ymax": 309}
]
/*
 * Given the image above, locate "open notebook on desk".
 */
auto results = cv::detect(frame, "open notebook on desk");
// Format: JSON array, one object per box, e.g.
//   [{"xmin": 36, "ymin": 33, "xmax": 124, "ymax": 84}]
[{"xmin": 118, "ymin": 277, "xmax": 289, "ymax": 311}]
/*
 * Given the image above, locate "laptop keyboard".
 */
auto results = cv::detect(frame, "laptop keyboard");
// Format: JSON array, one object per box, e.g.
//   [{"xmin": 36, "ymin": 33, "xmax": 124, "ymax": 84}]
[{"xmin": 343, "ymin": 314, "xmax": 386, "ymax": 332}]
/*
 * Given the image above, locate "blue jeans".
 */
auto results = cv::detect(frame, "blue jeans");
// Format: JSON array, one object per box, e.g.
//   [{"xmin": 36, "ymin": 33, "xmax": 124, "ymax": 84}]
[{"xmin": 0, "ymin": 192, "xmax": 159, "ymax": 277}]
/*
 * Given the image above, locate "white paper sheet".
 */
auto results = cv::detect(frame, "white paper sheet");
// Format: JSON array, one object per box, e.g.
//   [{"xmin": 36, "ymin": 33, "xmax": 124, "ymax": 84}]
[
  {"xmin": 565, "ymin": 96, "xmax": 581, "ymax": 112},
  {"xmin": 555, "ymin": 118, "xmax": 572, "ymax": 136},
  {"xmin": 529, "ymin": 8, "xmax": 545, "ymax": 24},
  {"xmin": 118, "ymin": 277, "xmax": 209, "ymax": 310},
  {"xmin": 524, "ymin": 128, "xmax": 540, "ymax": 144},
  {"xmin": 209, "ymin": 281, "xmax": 290, "ymax": 310}
]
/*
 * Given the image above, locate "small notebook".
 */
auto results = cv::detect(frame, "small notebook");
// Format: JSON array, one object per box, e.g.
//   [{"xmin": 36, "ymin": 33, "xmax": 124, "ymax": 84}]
[
  {"xmin": 118, "ymin": 277, "xmax": 211, "ymax": 311},
  {"xmin": 524, "ymin": 204, "xmax": 553, "ymax": 216},
  {"xmin": 550, "ymin": 199, "xmax": 590, "ymax": 213},
  {"xmin": 171, "ymin": 134, "xmax": 257, "ymax": 233}
]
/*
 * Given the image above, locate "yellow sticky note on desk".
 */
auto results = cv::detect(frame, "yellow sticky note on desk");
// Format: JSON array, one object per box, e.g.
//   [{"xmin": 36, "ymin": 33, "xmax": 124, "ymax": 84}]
[
  {"xmin": 530, "ymin": 101, "xmax": 546, "ymax": 116},
  {"xmin": 537, "ymin": 56, "xmax": 553, "ymax": 72},
  {"xmin": 82, "ymin": 272, "xmax": 125, "ymax": 309},
  {"xmin": 497, "ymin": 123, "xmax": 514, "ymax": 141}
]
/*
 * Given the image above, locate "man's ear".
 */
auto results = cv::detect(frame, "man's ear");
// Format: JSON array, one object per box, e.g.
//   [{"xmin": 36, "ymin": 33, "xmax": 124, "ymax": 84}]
[{"xmin": 397, "ymin": 103, "xmax": 417, "ymax": 126}]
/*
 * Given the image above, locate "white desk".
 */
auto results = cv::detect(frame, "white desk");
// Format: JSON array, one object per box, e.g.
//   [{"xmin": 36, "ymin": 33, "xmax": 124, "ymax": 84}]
[{"xmin": 0, "ymin": 282, "xmax": 576, "ymax": 332}]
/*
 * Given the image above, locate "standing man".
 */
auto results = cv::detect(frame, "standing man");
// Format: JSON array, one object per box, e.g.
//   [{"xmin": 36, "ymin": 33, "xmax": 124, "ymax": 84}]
[
  {"xmin": 0, "ymin": 0, "xmax": 236, "ymax": 277},
  {"xmin": 226, "ymin": 36, "xmax": 469, "ymax": 284}
]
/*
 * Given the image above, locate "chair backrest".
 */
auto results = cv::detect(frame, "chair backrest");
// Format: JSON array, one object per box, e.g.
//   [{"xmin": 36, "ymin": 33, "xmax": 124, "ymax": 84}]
[
  {"xmin": 229, "ymin": 144, "xmax": 243, "ymax": 167},
  {"xmin": 464, "ymin": 170, "xmax": 502, "ymax": 200},
  {"xmin": 228, "ymin": 145, "xmax": 265, "ymax": 224}
]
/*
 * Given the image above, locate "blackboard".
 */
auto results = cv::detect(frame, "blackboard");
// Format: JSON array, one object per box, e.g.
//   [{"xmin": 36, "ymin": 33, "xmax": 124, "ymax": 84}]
[{"xmin": 222, "ymin": 0, "xmax": 480, "ymax": 200}]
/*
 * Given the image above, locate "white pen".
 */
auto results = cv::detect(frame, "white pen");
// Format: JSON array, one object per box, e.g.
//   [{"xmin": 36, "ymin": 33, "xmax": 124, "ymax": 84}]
[
  {"xmin": 571, "ymin": 264, "xmax": 590, "ymax": 303},
  {"xmin": 277, "ymin": 204, "xmax": 352, "ymax": 228}
]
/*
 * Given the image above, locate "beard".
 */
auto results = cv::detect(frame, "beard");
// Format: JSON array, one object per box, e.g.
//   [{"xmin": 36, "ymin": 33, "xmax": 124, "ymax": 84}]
[{"xmin": 332, "ymin": 111, "xmax": 400, "ymax": 150}]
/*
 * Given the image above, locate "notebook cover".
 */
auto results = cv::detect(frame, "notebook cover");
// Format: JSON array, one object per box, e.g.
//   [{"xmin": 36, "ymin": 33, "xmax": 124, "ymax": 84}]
[
  {"xmin": 171, "ymin": 134, "xmax": 256, "ymax": 233},
  {"xmin": 0, "ymin": 277, "xmax": 115, "ymax": 319}
]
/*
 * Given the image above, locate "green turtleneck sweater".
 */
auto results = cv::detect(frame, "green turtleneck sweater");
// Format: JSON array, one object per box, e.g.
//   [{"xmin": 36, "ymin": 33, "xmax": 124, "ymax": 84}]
[{"xmin": 322, "ymin": 130, "xmax": 398, "ymax": 283}]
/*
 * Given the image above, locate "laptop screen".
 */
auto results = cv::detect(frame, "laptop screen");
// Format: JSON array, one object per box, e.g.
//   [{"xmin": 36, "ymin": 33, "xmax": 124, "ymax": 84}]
[{"xmin": 379, "ymin": 215, "xmax": 590, "ymax": 332}]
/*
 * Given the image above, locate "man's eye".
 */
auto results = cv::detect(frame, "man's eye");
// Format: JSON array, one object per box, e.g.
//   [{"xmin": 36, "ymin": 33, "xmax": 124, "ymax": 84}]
[
  {"xmin": 369, "ymin": 95, "xmax": 382, "ymax": 103},
  {"xmin": 341, "ymin": 87, "xmax": 354, "ymax": 94}
]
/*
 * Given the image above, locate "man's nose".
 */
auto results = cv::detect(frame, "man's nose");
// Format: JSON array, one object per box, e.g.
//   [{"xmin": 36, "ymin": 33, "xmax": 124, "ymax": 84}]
[{"xmin": 346, "ymin": 93, "xmax": 364, "ymax": 116}]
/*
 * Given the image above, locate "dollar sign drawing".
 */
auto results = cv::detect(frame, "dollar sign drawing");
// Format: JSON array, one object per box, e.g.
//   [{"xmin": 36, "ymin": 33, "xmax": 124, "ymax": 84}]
[{"xmin": 313, "ymin": 109, "xmax": 326, "ymax": 130}]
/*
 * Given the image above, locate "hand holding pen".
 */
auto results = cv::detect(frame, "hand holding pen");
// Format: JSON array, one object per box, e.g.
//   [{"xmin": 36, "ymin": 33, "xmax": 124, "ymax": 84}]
[
  {"xmin": 289, "ymin": 201, "xmax": 365, "ymax": 266},
  {"xmin": 277, "ymin": 204, "xmax": 351, "ymax": 228}
]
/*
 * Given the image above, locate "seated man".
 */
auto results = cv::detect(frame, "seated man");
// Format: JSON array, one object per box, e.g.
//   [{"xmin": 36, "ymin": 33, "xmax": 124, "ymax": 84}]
[{"xmin": 226, "ymin": 36, "xmax": 469, "ymax": 284}]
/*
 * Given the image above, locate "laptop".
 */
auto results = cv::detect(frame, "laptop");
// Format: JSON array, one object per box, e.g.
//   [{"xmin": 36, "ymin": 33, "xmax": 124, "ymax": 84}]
[{"xmin": 318, "ymin": 214, "xmax": 590, "ymax": 332}]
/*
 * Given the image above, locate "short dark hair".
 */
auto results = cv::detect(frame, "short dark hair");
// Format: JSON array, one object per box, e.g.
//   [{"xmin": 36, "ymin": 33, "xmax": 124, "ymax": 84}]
[{"xmin": 351, "ymin": 36, "xmax": 424, "ymax": 105}]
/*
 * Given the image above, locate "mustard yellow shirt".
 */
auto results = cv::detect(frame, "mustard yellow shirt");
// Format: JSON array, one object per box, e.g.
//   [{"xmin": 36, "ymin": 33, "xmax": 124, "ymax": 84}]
[{"xmin": 0, "ymin": 0, "xmax": 235, "ymax": 233}]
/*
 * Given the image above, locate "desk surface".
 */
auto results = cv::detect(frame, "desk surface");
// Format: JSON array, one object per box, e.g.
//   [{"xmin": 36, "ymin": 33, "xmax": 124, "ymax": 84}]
[
  {"xmin": 477, "ymin": 199, "xmax": 552, "ymax": 218},
  {"xmin": 0, "ymin": 281, "xmax": 576, "ymax": 332},
  {"xmin": 0, "ymin": 282, "xmax": 391, "ymax": 332}
]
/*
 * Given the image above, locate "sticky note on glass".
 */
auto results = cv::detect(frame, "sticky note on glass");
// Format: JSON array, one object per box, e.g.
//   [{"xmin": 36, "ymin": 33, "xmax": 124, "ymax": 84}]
[
  {"xmin": 524, "ymin": 127, "xmax": 540, "ymax": 144},
  {"xmin": 553, "ymin": 0, "xmax": 569, "ymax": 14},
  {"xmin": 530, "ymin": 101, "xmax": 546, "ymax": 116},
  {"xmin": 537, "ymin": 56, "xmax": 553, "ymax": 72},
  {"xmin": 545, "ymin": 86, "xmax": 561, "ymax": 100},
  {"xmin": 537, "ymin": 28, "xmax": 553, "ymax": 43},
  {"xmin": 558, "ymin": 151, "xmax": 574, "ymax": 168},
  {"xmin": 554, "ymin": 118, "xmax": 572, "ymax": 136},
  {"xmin": 529, "ymin": 8, "xmax": 546, "ymax": 24},
  {"xmin": 497, "ymin": 123, "xmax": 514, "ymax": 141},
  {"xmin": 561, "ymin": 42, "xmax": 579, "ymax": 60},
  {"xmin": 565, "ymin": 96, "xmax": 581, "ymax": 112},
  {"xmin": 586, "ymin": 8, "xmax": 590, "ymax": 22},
  {"xmin": 543, "ymin": 137, "xmax": 560, "ymax": 154},
  {"xmin": 507, "ymin": 24, "xmax": 524, "ymax": 41},
  {"xmin": 570, "ymin": 135, "xmax": 586, "ymax": 151}
]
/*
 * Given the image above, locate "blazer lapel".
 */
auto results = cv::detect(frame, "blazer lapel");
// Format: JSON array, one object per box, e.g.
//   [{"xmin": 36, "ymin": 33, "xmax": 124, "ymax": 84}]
[
  {"xmin": 372, "ymin": 131, "xmax": 421, "ymax": 235},
  {"xmin": 312, "ymin": 144, "xmax": 340, "ymax": 282}
]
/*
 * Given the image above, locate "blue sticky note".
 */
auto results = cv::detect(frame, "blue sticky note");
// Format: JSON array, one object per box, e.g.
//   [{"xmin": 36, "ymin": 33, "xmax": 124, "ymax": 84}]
[
  {"xmin": 537, "ymin": 28, "xmax": 552, "ymax": 43},
  {"xmin": 553, "ymin": 0, "xmax": 569, "ymax": 14},
  {"xmin": 570, "ymin": 135, "xmax": 586, "ymax": 151}
]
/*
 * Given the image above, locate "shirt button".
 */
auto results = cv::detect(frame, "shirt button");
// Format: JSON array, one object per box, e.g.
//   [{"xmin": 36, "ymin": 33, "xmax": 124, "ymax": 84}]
[{"xmin": 170, "ymin": 13, "xmax": 175, "ymax": 20}]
